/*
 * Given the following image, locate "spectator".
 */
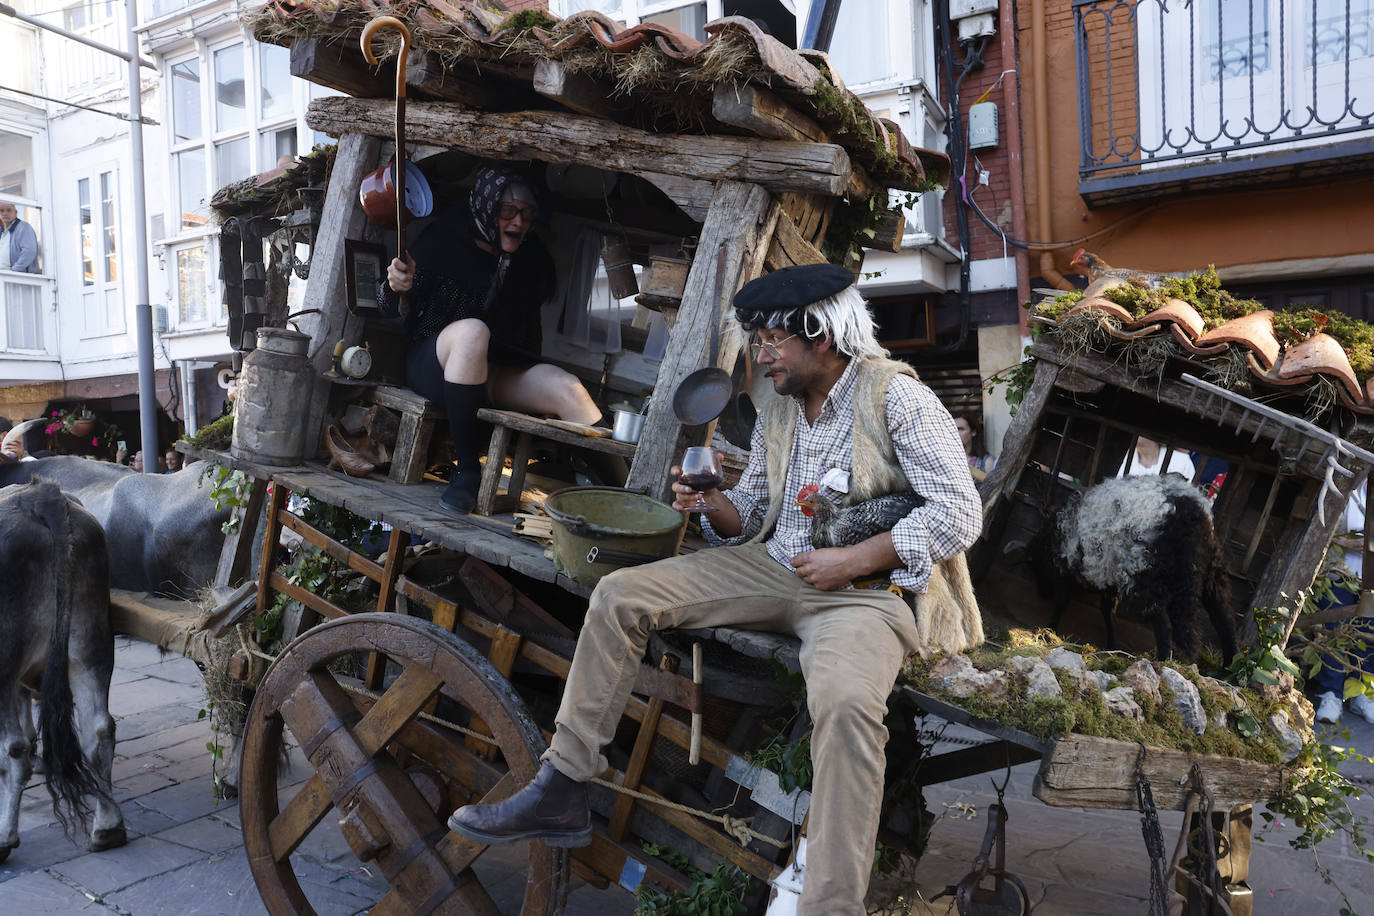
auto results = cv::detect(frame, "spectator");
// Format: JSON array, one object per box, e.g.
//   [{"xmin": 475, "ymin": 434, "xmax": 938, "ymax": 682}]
[
  {"xmin": 1312, "ymin": 485, "xmax": 1374, "ymax": 725},
  {"xmin": 132, "ymin": 450, "xmax": 144, "ymax": 472},
  {"xmin": 953, "ymin": 415, "xmax": 995, "ymax": 479},
  {"xmin": 1117, "ymin": 436, "xmax": 1195, "ymax": 479},
  {"xmin": 164, "ymin": 449, "xmax": 182, "ymax": 473},
  {"xmin": 0, "ymin": 201, "xmax": 40, "ymax": 273}
]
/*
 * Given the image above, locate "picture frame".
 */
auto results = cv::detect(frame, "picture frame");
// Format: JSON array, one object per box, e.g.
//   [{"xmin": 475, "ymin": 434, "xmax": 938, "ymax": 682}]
[{"xmin": 344, "ymin": 239, "xmax": 387, "ymax": 317}]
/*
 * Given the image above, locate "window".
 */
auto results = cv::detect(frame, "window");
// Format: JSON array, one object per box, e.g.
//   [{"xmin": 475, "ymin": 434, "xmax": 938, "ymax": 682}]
[
  {"xmin": 0, "ymin": 130, "xmax": 35, "ymax": 198},
  {"xmin": 2, "ymin": 280, "xmax": 43, "ymax": 350},
  {"xmin": 215, "ymin": 137, "xmax": 251, "ymax": 185},
  {"xmin": 642, "ymin": 3, "xmax": 707, "ymax": 40},
  {"xmin": 828, "ymin": 3, "xmax": 893, "ymax": 85},
  {"xmin": 56, "ymin": 1, "xmax": 119, "ymax": 93},
  {"xmin": 214, "ymin": 45, "xmax": 247, "ymax": 132},
  {"xmin": 76, "ymin": 169, "xmax": 122, "ymax": 335},
  {"xmin": 171, "ymin": 59, "xmax": 202, "ymax": 144},
  {"xmin": 259, "ymin": 43, "xmax": 293, "ymax": 121},
  {"xmin": 261, "ymin": 127, "xmax": 298, "ymax": 169},
  {"xmin": 176, "ymin": 148, "xmax": 207, "ymax": 229},
  {"xmin": 78, "ymin": 178, "xmax": 95, "ymax": 286},
  {"xmin": 151, "ymin": 0, "xmax": 193, "ymax": 17},
  {"xmin": 176, "ymin": 246, "xmax": 208, "ymax": 323},
  {"xmin": 100, "ymin": 171, "xmax": 117, "ymax": 283}
]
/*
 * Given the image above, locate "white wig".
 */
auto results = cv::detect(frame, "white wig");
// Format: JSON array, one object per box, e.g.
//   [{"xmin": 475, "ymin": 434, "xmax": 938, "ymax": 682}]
[{"xmin": 735, "ymin": 285, "xmax": 889, "ymax": 361}]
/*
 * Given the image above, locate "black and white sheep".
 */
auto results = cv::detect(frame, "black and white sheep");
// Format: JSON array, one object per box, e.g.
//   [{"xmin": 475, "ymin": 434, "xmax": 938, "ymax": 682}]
[{"xmin": 1032, "ymin": 474, "xmax": 1238, "ymax": 662}]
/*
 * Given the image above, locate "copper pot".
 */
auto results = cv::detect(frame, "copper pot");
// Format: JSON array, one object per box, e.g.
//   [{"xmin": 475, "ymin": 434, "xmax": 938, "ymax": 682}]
[{"xmin": 359, "ymin": 156, "xmax": 433, "ymax": 228}]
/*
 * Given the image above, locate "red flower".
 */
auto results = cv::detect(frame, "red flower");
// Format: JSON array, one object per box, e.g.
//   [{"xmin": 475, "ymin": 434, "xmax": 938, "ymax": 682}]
[{"xmin": 92, "ymin": 437, "xmax": 100, "ymax": 447}]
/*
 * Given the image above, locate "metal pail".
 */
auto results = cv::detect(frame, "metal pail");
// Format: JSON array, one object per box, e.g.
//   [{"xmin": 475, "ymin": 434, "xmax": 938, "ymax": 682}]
[
  {"xmin": 544, "ymin": 487, "xmax": 684, "ymax": 588},
  {"xmin": 231, "ymin": 327, "xmax": 314, "ymax": 466}
]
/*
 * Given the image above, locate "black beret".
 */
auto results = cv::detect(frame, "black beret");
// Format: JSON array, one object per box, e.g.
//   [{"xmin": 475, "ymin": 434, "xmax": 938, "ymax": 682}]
[{"xmin": 733, "ymin": 264, "xmax": 854, "ymax": 315}]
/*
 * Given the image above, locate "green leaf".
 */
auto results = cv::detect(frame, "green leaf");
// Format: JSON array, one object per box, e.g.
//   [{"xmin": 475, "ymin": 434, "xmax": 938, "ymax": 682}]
[
  {"xmin": 1343, "ymin": 678, "xmax": 1366, "ymax": 701},
  {"xmin": 1274, "ymin": 654, "xmax": 1301, "ymax": 677},
  {"xmin": 1252, "ymin": 669, "xmax": 1280, "ymax": 686}
]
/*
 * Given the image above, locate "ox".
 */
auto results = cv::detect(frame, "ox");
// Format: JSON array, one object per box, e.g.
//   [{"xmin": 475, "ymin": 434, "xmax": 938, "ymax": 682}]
[
  {"xmin": 1, "ymin": 481, "xmax": 126, "ymax": 861},
  {"xmin": 0, "ymin": 457, "xmax": 231, "ymax": 598}
]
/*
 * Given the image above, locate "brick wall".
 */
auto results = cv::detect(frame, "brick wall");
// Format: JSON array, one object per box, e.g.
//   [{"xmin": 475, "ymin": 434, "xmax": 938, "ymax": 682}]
[{"xmin": 939, "ymin": 21, "xmax": 1024, "ymax": 264}]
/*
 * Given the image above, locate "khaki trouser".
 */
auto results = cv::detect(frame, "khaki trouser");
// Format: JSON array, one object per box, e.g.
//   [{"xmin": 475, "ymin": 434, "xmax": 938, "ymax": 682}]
[{"xmin": 544, "ymin": 543, "xmax": 920, "ymax": 916}]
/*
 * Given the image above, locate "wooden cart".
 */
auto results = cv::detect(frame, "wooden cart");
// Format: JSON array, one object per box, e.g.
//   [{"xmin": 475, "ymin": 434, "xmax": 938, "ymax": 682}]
[{"xmin": 141, "ymin": 6, "xmax": 1303, "ymax": 914}]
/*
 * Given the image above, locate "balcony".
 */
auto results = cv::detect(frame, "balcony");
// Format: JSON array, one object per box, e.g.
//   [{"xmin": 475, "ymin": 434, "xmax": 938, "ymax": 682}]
[
  {"xmin": 1074, "ymin": 0, "xmax": 1374, "ymax": 206},
  {"xmin": 0, "ymin": 271, "xmax": 58, "ymax": 364}
]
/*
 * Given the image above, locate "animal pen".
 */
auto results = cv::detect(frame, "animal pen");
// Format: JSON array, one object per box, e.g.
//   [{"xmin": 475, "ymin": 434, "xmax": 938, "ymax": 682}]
[{"xmin": 100, "ymin": 3, "xmax": 1360, "ymax": 915}]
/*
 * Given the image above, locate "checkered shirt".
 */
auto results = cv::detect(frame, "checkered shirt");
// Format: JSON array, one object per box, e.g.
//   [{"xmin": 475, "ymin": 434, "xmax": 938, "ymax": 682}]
[{"xmin": 703, "ymin": 358, "xmax": 982, "ymax": 593}]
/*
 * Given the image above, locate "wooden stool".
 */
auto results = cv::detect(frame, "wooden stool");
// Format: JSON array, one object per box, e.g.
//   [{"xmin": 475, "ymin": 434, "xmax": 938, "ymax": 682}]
[
  {"xmin": 475, "ymin": 408, "xmax": 636, "ymax": 515},
  {"xmin": 369, "ymin": 385, "xmax": 445, "ymax": 485}
]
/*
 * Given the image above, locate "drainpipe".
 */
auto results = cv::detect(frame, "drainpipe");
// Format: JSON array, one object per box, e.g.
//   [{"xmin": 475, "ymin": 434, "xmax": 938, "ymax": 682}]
[
  {"xmin": 1031, "ymin": 0, "xmax": 1071, "ymax": 291},
  {"xmin": 999, "ymin": 0, "xmax": 1032, "ymax": 318}
]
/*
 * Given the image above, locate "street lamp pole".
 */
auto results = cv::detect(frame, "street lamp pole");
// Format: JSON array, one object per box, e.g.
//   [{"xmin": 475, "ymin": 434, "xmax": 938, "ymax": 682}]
[
  {"xmin": 125, "ymin": 0, "xmax": 158, "ymax": 473},
  {"xmin": 2, "ymin": 0, "xmax": 160, "ymax": 471}
]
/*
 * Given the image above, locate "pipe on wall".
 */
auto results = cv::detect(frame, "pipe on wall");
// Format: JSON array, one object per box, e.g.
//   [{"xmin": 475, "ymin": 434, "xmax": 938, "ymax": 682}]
[
  {"xmin": 999, "ymin": 0, "xmax": 1032, "ymax": 320},
  {"xmin": 1030, "ymin": 0, "xmax": 1072, "ymax": 291}
]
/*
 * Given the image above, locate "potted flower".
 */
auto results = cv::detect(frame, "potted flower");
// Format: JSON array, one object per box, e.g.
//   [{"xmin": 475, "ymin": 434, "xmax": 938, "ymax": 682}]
[{"xmin": 46, "ymin": 406, "xmax": 117, "ymax": 448}]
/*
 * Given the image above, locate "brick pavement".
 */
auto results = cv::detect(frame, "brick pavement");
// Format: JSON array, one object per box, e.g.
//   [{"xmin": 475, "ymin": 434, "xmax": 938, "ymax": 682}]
[{"xmin": 3, "ymin": 637, "xmax": 1370, "ymax": 914}]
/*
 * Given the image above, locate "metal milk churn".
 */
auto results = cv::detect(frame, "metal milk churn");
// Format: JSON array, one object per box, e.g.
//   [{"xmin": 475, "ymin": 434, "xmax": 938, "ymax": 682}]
[{"xmin": 231, "ymin": 327, "xmax": 314, "ymax": 466}]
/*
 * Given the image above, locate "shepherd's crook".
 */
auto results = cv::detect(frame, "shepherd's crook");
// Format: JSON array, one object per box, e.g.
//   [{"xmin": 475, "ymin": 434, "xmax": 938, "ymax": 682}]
[{"xmin": 361, "ymin": 16, "xmax": 411, "ymax": 262}]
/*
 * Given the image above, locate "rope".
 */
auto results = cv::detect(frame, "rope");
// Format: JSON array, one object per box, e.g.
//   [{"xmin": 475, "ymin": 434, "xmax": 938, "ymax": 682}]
[{"xmin": 234, "ymin": 640, "xmax": 786, "ymax": 849}]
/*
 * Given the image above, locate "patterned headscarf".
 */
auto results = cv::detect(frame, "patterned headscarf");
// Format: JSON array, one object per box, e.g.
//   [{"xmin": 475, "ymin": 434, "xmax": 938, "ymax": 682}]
[{"xmin": 469, "ymin": 166, "xmax": 538, "ymax": 244}]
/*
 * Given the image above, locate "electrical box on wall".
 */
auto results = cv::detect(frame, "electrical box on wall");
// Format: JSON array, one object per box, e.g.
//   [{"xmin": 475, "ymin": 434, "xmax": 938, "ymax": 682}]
[
  {"xmin": 957, "ymin": 14, "xmax": 997, "ymax": 41},
  {"xmin": 969, "ymin": 101, "xmax": 999, "ymax": 149},
  {"xmin": 951, "ymin": 0, "xmax": 999, "ymax": 17}
]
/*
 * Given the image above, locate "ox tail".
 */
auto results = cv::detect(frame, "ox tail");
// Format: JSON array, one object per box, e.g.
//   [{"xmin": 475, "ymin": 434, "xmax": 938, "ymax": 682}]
[{"xmin": 33, "ymin": 482, "xmax": 104, "ymax": 838}]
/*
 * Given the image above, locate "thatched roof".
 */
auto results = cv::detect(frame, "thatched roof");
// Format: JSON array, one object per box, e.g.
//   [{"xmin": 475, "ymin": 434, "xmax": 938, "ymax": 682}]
[{"xmin": 247, "ymin": 1, "xmax": 949, "ymax": 196}]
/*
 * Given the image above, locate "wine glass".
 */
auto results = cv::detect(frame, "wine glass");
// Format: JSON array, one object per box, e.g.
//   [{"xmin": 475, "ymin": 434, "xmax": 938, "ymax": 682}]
[{"xmin": 679, "ymin": 447, "xmax": 723, "ymax": 512}]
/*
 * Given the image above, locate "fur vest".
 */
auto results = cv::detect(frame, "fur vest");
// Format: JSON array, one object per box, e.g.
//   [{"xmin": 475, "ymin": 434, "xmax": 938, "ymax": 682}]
[{"xmin": 748, "ymin": 357, "xmax": 983, "ymax": 656}]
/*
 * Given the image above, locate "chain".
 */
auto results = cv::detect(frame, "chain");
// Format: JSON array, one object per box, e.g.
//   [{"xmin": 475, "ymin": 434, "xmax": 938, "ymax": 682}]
[
  {"xmin": 237, "ymin": 638, "xmax": 785, "ymax": 849},
  {"xmin": 1134, "ymin": 743, "xmax": 1169, "ymax": 916}
]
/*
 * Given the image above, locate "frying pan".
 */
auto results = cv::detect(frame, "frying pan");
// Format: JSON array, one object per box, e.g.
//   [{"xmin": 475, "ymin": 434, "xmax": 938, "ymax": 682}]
[{"xmin": 672, "ymin": 245, "xmax": 733, "ymax": 425}]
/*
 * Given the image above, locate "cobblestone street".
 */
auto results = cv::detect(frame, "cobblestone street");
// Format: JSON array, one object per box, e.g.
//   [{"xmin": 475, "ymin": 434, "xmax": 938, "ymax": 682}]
[{"xmin": 2, "ymin": 636, "xmax": 1370, "ymax": 914}]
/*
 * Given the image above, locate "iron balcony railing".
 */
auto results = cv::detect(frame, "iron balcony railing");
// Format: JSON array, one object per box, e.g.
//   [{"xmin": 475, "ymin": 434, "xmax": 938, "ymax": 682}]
[{"xmin": 1075, "ymin": 0, "xmax": 1374, "ymax": 179}]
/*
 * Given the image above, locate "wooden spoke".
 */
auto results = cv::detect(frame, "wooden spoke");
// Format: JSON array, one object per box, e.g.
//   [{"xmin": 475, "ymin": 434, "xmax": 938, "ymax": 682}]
[{"xmin": 240, "ymin": 613, "xmax": 566, "ymax": 915}]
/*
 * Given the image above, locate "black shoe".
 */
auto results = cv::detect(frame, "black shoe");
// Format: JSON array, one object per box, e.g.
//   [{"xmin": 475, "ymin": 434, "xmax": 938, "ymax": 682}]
[
  {"xmin": 439, "ymin": 470, "xmax": 481, "ymax": 514},
  {"xmin": 447, "ymin": 762, "xmax": 592, "ymax": 847}
]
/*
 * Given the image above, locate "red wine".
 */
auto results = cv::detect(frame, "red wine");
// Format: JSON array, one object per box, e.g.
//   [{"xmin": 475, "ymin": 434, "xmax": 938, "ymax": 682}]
[{"xmin": 679, "ymin": 472, "xmax": 722, "ymax": 491}]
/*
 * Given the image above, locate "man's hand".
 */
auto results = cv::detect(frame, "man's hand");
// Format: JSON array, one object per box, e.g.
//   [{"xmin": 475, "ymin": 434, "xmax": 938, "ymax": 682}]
[
  {"xmin": 669, "ymin": 463, "xmax": 716, "ymax": 512},
  {"xmin": 791, "ymin": 547, "xmax": 862, "ymax": 591},
  {"xmin": 386, "ymin": 253, "xmax": 416, "ymax": 292}
]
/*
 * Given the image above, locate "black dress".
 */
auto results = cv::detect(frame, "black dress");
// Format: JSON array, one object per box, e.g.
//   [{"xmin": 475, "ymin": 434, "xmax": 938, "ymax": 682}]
[{"xmin": 377, "ymin": 202, "xmax": 556, "ymax": 402}]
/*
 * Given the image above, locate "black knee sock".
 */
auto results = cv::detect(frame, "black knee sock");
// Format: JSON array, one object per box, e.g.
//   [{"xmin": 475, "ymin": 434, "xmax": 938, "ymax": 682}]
[{"xmin": 442, "ymin": 381, "xmax": 487, "ymax": 477}]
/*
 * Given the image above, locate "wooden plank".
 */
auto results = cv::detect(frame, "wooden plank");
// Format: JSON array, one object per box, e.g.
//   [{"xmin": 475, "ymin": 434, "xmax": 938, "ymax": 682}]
[
  {"xmin": 1033, "ymin": 734, "xmax": 1283, "ymax": 811},
  {"xmin": 977, "ymin": 359, "xmax": 1062, "ymax": 518},
  {"xmin": 465, "ymin": 627, "xmax": 522, "ymax": 759},
  {"xmin": 477, "ymin": 424, "xmax": 515, "ymax": 518},
  {"xmin": 270, "ymin": 572, "xmax": 349, "ymax": 621},
  {"xmin": 625, "ymin": 181, "xmax": 777, "ymax": 503},
  {"xmin": 307, "ymin": 98, "xmax": 854, "ymax": 198},
  {"xmin": 638, "ymin": 172, "xmax": 713, "ymax": 223},
  {"xmin": 365, "ymin": 526, "xmax": 411, "ymax": 690},
  {"xmin": 766, "ymin": 204, "xmax": 829, "ymax": 271},
  {"xmin": 296, "ymin": 132, "xmax": 383, "ymax": 461},
  {"xmin": 214, "ymin": 477, "xmax": 267, "ymax": 589},
  {"xmin": 571, "ymin": 833, "xmax": 688, "ymax": 896},
  {"xmin": 711, "ymin": 82, "xmax": 883, "ymax": 201},
  {"xmin": 866, "ymin": 208, "xmax": 905, "ymax": 252},
  {"xmin": 256, "ymin": 482, "xmax": 288, "ymax": 619},
  {"xmin": 478, "ymin": 409, "xmax": 637, "ymax": 458},
  {"xmin": 279, "ymin": 511, "xmax": 386, "ymax": 582},
  {"xmin": 457, "ymin": 557, "xmax": 575, "ymax": 639},
  {"xmin": 533, "ymin": 59, "xmax": 627, "ymax": 120},
  {"xmin": 289, "ymin": 38, "xmax": 390, "ymax": 99},
  {"xmin": 610, "ymin": 655, "xmax": 677, "ymax": 842},
  {"xmin": 407, "ymin": 49, "xmax": 510, "ymax": 109},
  {"xmin": 914, "ymin": 741, "xmax": 1041, "ymax": 787}
]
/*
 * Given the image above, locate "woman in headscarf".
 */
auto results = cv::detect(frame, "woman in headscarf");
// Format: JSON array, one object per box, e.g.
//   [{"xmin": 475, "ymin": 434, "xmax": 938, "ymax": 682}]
[{"xmin": 380, "ymin": 166, "xmax": 602, "ymax": 513}]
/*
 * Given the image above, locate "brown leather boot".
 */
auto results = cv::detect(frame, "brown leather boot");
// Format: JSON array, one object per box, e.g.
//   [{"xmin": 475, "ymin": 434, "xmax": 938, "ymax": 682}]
[{"xmin": 447, "ymin": 763, "xmax": 592, "ymax": 847}]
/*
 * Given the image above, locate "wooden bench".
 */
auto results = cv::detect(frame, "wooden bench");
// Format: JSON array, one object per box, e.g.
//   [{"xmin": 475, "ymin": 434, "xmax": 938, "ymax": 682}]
[
  {"xmin": 475, "ymin": 408, "xmax": 637, "ymax": 515},
  {"xmin": 368, "ymin": 385, "xmax": 445, "ymax": 485}
]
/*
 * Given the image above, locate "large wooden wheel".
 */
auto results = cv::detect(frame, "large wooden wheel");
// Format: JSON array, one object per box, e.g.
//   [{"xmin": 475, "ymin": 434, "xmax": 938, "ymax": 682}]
[{"xmin": 240, "ymin": 613, "xmax": 568, "ymax": 915}]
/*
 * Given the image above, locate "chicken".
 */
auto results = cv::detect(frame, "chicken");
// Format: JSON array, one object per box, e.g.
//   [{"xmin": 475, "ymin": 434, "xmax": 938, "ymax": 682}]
[
  {"xmin": 795, "ymin": 488, "xmax": 926, "ymax": 549},
  {"xmin": 1070, "ymin": 249, "xmax": 1166, "ymax": 289}
]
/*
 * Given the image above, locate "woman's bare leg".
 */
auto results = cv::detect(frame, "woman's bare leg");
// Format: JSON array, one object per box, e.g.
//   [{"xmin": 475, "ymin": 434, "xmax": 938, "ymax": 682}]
[
  {"xmin": 488, "ymin": 364, "xmax": 601, "ymax": 425},
  {"xmin": 435, "ymin": 319, "xmax": 491, "ymax": 383}
]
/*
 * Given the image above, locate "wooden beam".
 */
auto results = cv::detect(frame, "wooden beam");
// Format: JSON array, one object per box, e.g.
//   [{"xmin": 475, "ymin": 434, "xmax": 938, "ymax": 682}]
[
  {"xmin": 1033, "ymin": 734, "xmax": 1282, "ymax": 811},
  {"xmin": 308, "ymin": 97, "xmax": 854, "ymax": 198},
  {"xmin": 295, "ymin": 132, "xmax": 383, "ymax": 460},
  {"xmin": 407, "ymin": 49, "xmax": 520, "ymax": 109},
  {"xmin": 711, "ymin": 83, "xmax": 884, "ymax": 201},
  {"xmin": 533, "ymin": 59, "xmax": 627, "ymax": 121},
  {"xmin": 625, "ymin": 181, "xmax": 778, "ymax": 502},
  {"xmin": 635, "ymin": 172, "xmax": 713, "ymax": 223},
  {"xmin": 866, "ymin": 207, "xmax": 905, "ymax": 252},
  {"xmin": 766, "ymin": 205, "xmax": 829, "ymax": 271},
  {"xmin": 289, "ymin": 38, "xmax": 390, "ymax": 99}
]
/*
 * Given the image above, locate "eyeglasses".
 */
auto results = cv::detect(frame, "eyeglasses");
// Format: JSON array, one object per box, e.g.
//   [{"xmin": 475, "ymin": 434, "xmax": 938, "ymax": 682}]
[
  {"xmin": 497, "ymin": 202, "xmax": 536, "ymax": 222},
  {"xmin": 750, "ymin": 333, "xmax": 799, "ymax": 359}
]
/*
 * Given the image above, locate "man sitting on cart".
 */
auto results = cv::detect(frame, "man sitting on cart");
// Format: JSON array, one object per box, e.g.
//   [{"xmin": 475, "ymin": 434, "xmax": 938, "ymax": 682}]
[{"xmin": 448, "ymin": 264, "xmax": 984, "ymax": 915}]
